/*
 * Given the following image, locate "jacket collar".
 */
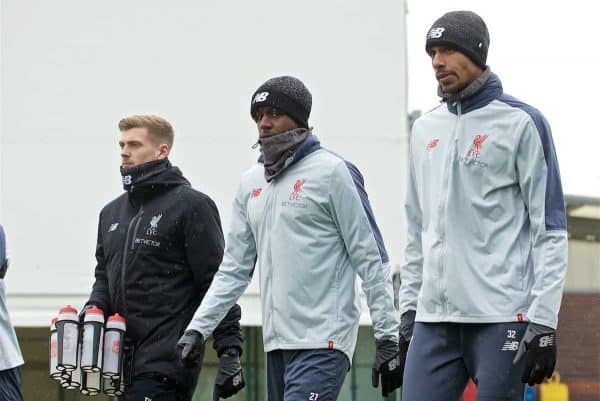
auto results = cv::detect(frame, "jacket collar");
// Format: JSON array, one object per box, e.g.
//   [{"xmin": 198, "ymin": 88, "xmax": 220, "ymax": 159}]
[
  {"xmin": 120, "ymin": 159, "xmax": 190, "ymax": 200},
  {"xmin": 445, "ymin": 72, "xmax": 503, "ymax": 115}
]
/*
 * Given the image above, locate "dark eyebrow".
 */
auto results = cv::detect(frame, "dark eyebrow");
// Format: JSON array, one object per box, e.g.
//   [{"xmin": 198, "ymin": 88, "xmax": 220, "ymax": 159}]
[{"xmin": 119, "ymin": 139, "xmax": 143, "ymax": 146}]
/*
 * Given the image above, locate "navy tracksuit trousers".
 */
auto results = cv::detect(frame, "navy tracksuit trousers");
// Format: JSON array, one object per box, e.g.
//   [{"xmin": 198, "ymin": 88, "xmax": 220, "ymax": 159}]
[
  {"xmin": 0, "ymin": 367, "xmax": 24, "ymax": 401},
  {"xmin": 267, "ymin": 349, "xmax": 349, "ymax": 401},
  {"xmin": 402, "ymin": 322, "xmax": 528, "ymax": 401}
]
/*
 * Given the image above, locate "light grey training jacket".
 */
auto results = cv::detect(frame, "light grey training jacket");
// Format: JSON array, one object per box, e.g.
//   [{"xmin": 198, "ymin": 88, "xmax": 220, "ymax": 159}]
[
  {"xmin": 188, "ymin": 135, "xmax": 399, "ymax": 361},
  {"xmin": 398, "ymin": 74, "xmax": 567, "ymax": 329},
  {"xmin": 0, "ymin": 225, "xmax": 24, "ymax": 371}
]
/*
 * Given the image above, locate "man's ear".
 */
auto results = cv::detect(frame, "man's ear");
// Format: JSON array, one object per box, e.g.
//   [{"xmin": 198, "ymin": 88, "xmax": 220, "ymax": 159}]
[{"xmin": 158, "ymin": 143, "xmax": 170, "ymax": 159}]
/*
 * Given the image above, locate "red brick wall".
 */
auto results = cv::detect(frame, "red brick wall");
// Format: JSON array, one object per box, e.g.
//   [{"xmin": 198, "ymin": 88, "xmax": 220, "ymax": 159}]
[{"xmin": 554, "ymin": 293, "xmax": 600, "ymax": 401}]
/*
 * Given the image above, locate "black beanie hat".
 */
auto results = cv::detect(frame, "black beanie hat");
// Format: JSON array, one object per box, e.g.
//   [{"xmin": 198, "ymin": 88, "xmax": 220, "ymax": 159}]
[
  {"xmin": 250, "ymin": 76, "xmax": 312, "ymax": 129},
  {"xmin": 425, "ymin": 11, "xmax": 489, "ymax": 68}
]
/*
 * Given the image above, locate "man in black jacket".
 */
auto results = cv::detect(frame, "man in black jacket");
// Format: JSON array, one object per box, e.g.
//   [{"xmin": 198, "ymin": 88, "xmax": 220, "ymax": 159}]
[{"xmin": 84, "ymin": 115, "xmax": 244, "ymax": 401}]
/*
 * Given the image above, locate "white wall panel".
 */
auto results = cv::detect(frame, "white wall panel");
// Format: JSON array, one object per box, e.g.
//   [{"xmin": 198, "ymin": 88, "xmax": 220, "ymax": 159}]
[{"xmin": 1, "ymin": 0, "xmax": 408, "ymax": 325}]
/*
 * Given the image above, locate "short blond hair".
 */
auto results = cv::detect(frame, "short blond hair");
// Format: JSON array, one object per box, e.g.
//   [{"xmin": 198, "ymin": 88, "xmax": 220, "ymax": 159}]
[{"xmin": 118, "ymin": 115, "xmax": 174, "ymax": 147}]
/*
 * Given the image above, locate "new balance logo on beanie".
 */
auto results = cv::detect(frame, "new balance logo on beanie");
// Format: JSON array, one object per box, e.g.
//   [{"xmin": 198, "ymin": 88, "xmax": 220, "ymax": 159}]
[
  {"xmin": 425, "ymin": 10, "xmax": 490, "ymax": 68},
  {"xmin": 250, "ymin": 76, "xmax": 312, "ymax": 129}
]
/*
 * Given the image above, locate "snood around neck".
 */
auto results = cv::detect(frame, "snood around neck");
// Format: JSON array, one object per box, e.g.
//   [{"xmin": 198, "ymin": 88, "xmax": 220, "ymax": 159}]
[{"xmin": 259, "ymin": 128, "xmax": 310, "ymax": 182}]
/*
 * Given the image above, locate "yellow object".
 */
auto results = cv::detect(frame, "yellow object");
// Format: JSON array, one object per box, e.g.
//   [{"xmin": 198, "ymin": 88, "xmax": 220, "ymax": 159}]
[{"xmin": 539, "ymin": 372, "xmax": 569, "ymax": 401}]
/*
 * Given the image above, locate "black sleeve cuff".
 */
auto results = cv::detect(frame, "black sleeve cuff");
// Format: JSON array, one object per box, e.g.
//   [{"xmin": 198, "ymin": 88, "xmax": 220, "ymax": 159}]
[{"xmin": 212, "ymin": 304, "xmax": 243, "ymax": 357}]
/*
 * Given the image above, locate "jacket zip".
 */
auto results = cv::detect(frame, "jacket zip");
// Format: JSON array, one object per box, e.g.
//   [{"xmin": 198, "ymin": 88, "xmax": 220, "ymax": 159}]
[
  {"xmin": 121, "ymin": 204, "xmax": 144, "ymax": 314},
  {"xmin": 439, "ymin": 102, "xmax": 462, "ymax": 316},
  {"xmin": 267, "ymin": 181, "xmax": 280, "ymax": 343}
]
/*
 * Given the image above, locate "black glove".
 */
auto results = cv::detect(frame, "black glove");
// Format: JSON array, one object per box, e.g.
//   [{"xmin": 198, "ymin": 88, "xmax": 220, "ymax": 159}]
[
  {"xmin": 372, "ymin": 339, "xmax": 402, "ymax": 397},
  {"xmin": 213, "ymin": 348, "xmax": 245, "ymax": 400},
  {"xmin": 395, "ymin": 310, "xmax": 415, "ymax": 385},
  {"xmin": 512, "ymin": 323, "xmax": 557, "ymax": 385},
  {"xmin": 371, "ymin": 310, "xmax": 414, "ymax": 396},
  {"xmin": 175, "ymin": 330, "xmax": 205, "ymax": 368}
]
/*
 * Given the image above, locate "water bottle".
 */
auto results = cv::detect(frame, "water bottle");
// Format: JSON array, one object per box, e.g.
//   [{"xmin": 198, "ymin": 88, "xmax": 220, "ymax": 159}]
[
  {"xmin": 80, "ymin": 306, "xmax": 104, "ymax": 372},
  {"xmin": 49, "ymin": 317, "xmax": 61, "ymax": 380},
  {"xmin": 56, "ymin": 305, "xmax": 79, "ymax": 371},
  {"xmin": 103, "ymin": 331, "xmax": 126, "ymax": 396},
  {"xmin": 80, "ymin": 370, "xmax": 101, "ymax": 395},
  {"xmin": 105, "ymin": 337, "xmax": 127, "ymax": 395},
  {"xmin": 102, "ymin": 313, "xmax": 126, "ymax": 379}
]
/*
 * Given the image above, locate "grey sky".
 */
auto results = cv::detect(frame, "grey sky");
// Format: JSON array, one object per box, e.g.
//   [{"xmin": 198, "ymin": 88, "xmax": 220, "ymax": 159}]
[{"xmin": 407, "ymin": 0, "xmax": 600, "ymax": 198}]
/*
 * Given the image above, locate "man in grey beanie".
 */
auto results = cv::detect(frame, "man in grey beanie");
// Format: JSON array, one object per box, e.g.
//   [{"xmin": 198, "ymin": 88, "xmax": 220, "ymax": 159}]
[
  {"xmin": 398, "ymin": 10, "xmax": 567, "ymax": 401},
  {"xmin": 177, "ymin": 76, "xmax": 403, "ymax": 400}
]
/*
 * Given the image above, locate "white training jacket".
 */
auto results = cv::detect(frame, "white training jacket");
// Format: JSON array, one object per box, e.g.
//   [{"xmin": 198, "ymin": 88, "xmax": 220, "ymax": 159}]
[
  {"xmin": 187, "ymin": 135, "xmax": 399, "ymax": 361},
  {"xmin": 398, "ymin": 74, "xmax": 567, "ymax": 329},
  {"xmin": 0, "ymin": 225, "xmax": 24, "ymax": 371}
]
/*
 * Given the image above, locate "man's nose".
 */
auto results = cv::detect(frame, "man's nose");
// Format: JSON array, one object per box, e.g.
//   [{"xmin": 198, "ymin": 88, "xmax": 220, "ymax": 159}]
[
  {"xmin": 432, "ymin": 52, "xmax": 444, "ymax": 69},
  {"xmin": 258, "ymin": 115, "xmax": 273, "ymax": 130}
]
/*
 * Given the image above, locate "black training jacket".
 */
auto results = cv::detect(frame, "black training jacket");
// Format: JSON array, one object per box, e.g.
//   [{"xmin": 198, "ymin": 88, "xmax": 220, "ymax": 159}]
[{"xmin": 87, "ymin": 159, "xmax": 242, "ymax": 380}]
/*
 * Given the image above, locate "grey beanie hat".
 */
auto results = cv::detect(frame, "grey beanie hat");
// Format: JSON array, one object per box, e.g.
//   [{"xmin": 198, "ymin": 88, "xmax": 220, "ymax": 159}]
[
  {"xmin": 250, "ymin": 76, "xmax": 312, "ymax": 128},
  {"xmin": 425, "ymin": 11, "xmax": 489, "ymax": 68}
]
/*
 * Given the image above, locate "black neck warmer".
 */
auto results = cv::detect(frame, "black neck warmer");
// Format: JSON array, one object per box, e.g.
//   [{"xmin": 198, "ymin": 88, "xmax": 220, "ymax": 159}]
[{"xmin": 120, "ymin": 159, "xmax": 189, "ymax": 199}]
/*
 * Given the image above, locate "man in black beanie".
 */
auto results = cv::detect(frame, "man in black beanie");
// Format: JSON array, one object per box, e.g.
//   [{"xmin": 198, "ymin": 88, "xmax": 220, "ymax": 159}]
[
  {"xmin": 177, "ymin": 76, "xmax": 403, "ymax": 400},
  {"xmin": 398, "ymin": 10, "xmax": 567, "ymax": 401}
]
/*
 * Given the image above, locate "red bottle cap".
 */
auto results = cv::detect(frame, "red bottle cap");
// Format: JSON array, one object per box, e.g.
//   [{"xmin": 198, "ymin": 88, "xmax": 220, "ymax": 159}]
[
  {"xmin": 85, "ymin": 305, "xmax": 104, "ymax": 316},
  {"xmin": 59, "ymin": 305, "xmax": 78, "ymax": 315},
  {"xmin": 108, "ymin": 313, "xmax": 126, "ymax": 323}
]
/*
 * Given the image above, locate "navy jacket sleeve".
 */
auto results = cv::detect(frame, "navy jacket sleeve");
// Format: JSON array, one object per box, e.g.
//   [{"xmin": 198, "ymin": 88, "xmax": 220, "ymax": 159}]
[
  {"xmin": 515, "ymin": 114, "xmax": 567, "ymax": 328},
  {"xmin": 184, "ymin": 195, "xmax": 243, "ymax": 355}
]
